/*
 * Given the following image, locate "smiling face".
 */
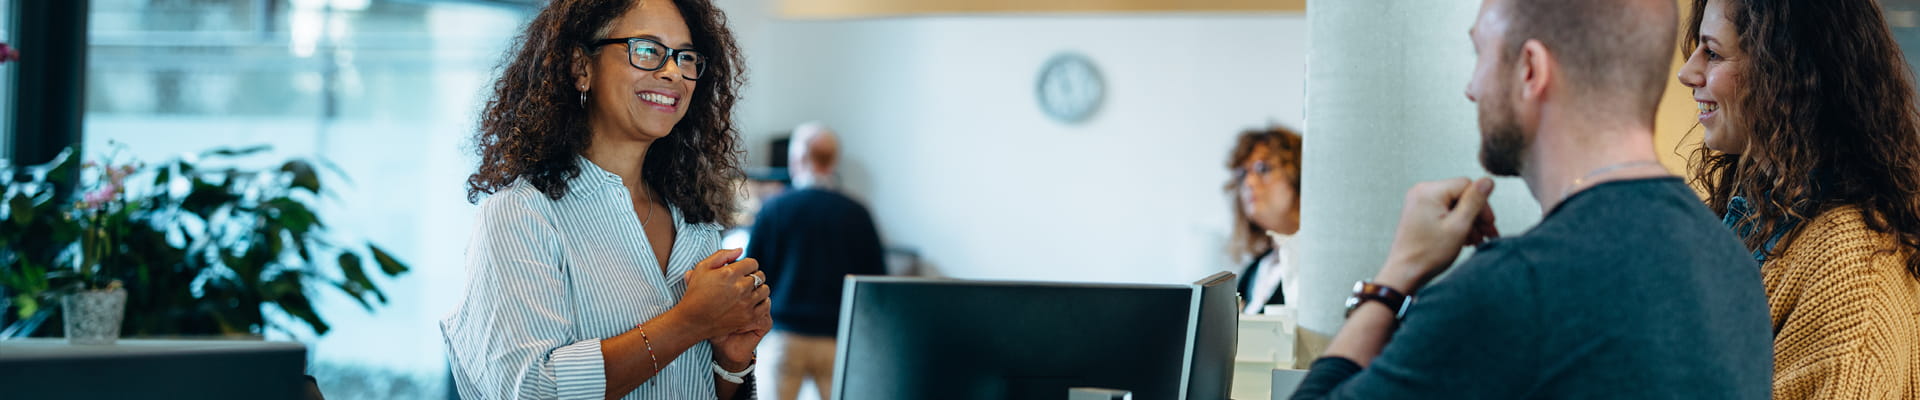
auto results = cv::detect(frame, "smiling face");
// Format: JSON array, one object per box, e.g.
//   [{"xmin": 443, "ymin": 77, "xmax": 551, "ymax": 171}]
[
  {"xmin": 579, "ymin": 0, "xmax": 697, "ymax": 143},
  {"xmin": 1678, "ymin": 0, "xmax": 1749, "ymax": 154}
]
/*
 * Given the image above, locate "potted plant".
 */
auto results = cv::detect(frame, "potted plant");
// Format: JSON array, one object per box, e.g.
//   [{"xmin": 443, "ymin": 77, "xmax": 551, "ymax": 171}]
[
  {"xmin": 0, "ymin": 150, "xmax": 82, "ymax": 338},
  {"xmin": 49, "ymin": 157, "xmax": 142, "ymax": 344},
  {"xmin": 128, "ymin": 145, "xmax": 411, "ymax": 337},
  {"xmin": 0, "ymin": 145, "xmax": 409, "ymax": 339}
]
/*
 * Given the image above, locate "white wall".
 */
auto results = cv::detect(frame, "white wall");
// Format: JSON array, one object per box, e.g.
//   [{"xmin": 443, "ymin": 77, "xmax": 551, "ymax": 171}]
[{"xmin": 725, "ymin": 10, "xmax": 1310, "ymax": 284}]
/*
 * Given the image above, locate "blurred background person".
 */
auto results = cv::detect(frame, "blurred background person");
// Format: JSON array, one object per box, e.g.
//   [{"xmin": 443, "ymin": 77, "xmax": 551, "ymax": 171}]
[
  {"xmin": 746, "ymin": 122, "xmax": 886, "ymax": 400},
  {"xmin": 1225, "ymin": 126, "xmax": 1305, "ymax": 314},
  {"xmin": 1679, "ymin": 0, "xmax": 1920, "ymax": 398}
]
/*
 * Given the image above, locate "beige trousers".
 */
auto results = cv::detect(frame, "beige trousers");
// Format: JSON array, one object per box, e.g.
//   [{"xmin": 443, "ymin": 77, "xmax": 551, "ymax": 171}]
[{"xmin": 764, "ymin": 331, "xmax": 836, "ymax": 400}]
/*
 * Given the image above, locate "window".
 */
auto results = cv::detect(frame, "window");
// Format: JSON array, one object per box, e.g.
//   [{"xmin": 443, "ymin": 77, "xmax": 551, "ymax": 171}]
[{"xmin": 84, "ymin": 0, "xmax": 530, "ymax": 395}]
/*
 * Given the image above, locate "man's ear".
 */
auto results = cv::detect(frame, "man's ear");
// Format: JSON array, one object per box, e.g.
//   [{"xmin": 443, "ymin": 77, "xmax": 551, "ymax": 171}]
[
  {"xmin": 573, "ymin": 46, "xmax": 592, "ymax": 93},
  {"xmin": 1517, "ymin": 39, "xmax": 1552, "ymax": 101}
]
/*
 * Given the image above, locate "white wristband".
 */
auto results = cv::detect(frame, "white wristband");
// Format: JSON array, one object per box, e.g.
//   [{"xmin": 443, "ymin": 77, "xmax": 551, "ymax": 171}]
[{"xmin": 713, "ymin": 361, "xmax": 755, "ymax": 384}]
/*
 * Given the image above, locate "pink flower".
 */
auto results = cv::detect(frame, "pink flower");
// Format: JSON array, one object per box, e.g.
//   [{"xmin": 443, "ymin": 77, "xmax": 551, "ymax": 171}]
[
  {"xmin": 106, "ymin": 165, "xmax": 135, "ymax": 187},
  {"xmin": 79, "ymin": 183, "xmax": 119, "ymax": 211}
]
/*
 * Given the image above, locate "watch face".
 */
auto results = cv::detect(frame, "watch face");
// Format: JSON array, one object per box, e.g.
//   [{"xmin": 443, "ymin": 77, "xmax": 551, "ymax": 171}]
[{"xmin": 1035, "ymin": 52, "xmax": 1104, "ymax": 124}]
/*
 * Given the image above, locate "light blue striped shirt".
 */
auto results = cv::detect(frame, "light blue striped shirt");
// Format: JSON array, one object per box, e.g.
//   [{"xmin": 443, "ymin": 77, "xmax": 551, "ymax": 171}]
[{"xmin": 443, "ymin": 157, "xmax": 728, "ymax": 400}]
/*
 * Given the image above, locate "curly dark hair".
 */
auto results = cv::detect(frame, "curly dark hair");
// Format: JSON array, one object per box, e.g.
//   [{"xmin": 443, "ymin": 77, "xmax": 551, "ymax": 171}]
[
  {"xmin": 1685, "ymin": 0, "xmax": 1920, "ymax": 278},
  {"xmin": 466, "ymin": 0, "xmax": 746, "ymax": 225},
  {"xmin": 1223, "ymin": 126, "xmax": 1304, "ymax": 262}
]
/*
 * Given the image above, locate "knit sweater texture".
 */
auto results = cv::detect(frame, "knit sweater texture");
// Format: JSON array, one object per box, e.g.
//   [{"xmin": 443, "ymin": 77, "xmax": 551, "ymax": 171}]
[{"xmin": 1763, "ymin": 206, "xmax": 1920, "ymax": 400}]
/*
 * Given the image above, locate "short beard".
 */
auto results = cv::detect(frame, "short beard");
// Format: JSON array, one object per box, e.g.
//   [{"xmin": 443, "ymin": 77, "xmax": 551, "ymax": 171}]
[{"xmin": 1477, "ymin": 82, "xmax": 1530, "ymax": 177}]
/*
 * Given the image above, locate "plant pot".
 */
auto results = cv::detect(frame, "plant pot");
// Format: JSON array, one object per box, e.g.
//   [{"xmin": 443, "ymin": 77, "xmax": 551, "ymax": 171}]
[{"xmin": 63, "ymin": 287, "xmax": 126, "ymax": 345}]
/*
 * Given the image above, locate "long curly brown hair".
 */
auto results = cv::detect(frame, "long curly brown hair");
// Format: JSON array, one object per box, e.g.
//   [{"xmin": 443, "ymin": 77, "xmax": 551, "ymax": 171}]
[
  {"xmin": 466, "ymin": 0, "xmax": 745, "ymax": 225},
  {"xmin": 1685, "ymin": 0, "xmax": 1920, "ymax": 278},
  {"xmin": 1224, "ymin": 126, "xmax": 1304, "ymax": 262}
]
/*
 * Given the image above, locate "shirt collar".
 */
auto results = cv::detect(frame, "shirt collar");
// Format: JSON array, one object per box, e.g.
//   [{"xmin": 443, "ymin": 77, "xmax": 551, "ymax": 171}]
[
  {"xmin": 1723, "ymin": 196, "xmax": 1799, "ymax": 263},
  {"xmin": 1264, "ymin": 230, "xmax": 1295, "ymax": 248},
  {"xmin": 576, "ymin": 155, "xmax": 728, "ymax": 232},
  {"xmin": 575, "ymin": 155, "xmax": 630, "ymax": 191}
]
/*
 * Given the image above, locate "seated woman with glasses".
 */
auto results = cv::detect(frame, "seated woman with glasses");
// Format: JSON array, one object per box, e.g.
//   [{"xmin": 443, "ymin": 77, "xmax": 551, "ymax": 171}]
[
  {"xmin": 441, "ymin": 0, "xmax": 769, "ymax": 399},
  {"xmin": 1224, "ymin": 126, "xmax": 1306, "ymax": 315}
]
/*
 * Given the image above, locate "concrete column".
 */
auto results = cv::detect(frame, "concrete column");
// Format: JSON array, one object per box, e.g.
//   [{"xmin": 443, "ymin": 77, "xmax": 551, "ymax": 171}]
[{"xmin": 1292, "ymin": 0, "xmax": 1543, "ymax": 362}]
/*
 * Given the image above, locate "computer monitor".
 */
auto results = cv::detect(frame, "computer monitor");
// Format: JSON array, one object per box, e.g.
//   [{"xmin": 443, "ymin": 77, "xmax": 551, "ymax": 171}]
[{"xmin": 830, "ymin": 272, "xmax": 1240, "ymax": 400}]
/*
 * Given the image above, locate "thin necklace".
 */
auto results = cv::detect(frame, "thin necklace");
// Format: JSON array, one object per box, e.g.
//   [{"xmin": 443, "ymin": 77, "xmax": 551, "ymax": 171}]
[
  {"xmin": 637, "ymin": 189, "xmax": 658, "ymax": 229},
  {"xmin": 1561, "ymin": 160, "xmax": 1664, "ymax": 199}
]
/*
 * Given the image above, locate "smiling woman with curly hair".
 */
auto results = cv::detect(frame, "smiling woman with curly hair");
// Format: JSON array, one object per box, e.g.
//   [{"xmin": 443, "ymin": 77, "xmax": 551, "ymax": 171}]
[
  {"xmin": 1679, "ymin": 0, "xmax": 1920, "ymax": 398},
  {"xmin": 441, "ymin": 1, "xmax": 771, "ymax": 399}
]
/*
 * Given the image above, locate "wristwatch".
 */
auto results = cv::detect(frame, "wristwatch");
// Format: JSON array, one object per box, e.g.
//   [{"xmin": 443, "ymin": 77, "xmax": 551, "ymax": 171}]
[{"xmin": 1344, "ymin": 280, "xmax": 1413, "ymax": 320}]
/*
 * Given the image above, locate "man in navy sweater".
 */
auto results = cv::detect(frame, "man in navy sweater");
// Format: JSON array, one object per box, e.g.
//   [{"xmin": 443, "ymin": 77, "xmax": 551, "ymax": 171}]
[
  {"xmin": 746, "ymin": 122, "xmax": 886, "ymax": 400},
  {"xmin": 1290, "ymin": 0, "xmax": 1771, "ymax": 398}
]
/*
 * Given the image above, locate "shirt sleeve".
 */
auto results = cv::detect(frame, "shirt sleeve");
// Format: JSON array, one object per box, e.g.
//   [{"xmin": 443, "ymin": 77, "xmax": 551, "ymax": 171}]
[
  {"xmin": 1288, "ymin": 248, "xmax": 1542, "ymax": 399},
  {"xmin": 443, "ymin": 192, "xmax": 608, "ymax": 400},
  {"xmin": 1290, "ymin": 357, "xmax": 1363, "ymax": 400}
]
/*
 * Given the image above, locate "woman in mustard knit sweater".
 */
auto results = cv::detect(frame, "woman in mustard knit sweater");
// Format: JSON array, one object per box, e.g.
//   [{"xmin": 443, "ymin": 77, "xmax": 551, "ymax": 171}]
[{"xmin": 1676, "ymin": 0, "xmax": 1920, "ymax": 399}]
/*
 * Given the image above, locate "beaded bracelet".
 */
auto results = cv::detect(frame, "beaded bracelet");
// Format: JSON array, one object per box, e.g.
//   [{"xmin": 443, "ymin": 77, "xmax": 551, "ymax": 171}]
[{"xmin": 637, "ymin": 323, "xmax": 660, "ymax": 386}]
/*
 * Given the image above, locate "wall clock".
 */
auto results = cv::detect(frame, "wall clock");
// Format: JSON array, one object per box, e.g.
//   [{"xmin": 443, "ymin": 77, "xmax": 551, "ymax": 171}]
[{"xmin": 1035, "ymin": 52, "xmax": 1105, "ymax": 125}]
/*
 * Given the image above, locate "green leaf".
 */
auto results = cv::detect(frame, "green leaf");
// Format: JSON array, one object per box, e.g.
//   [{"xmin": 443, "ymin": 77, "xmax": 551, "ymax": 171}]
[
  {"xmin": 21, "ymin": 259, "xmax": 48, "ymax": 291},
  {"xmin": 274, "ymin": 289, "xmax": 329, "ymax": 336},
  {"xmin": 200, "ymin": 145, "xmax": 272, "ymax": 159},
  {"xmin": 263, "ymin": 197, "xmax": 318, "ymax": 234},
  {"xmin": 293, "ymin": 233, "xmax": 313, "ymax": 263},
  {"xmin": 153, "ymin": 165, "xmax": 171, "ymax": 186},
  {"xmin": 181, "ymin": 181, "xmax": 236, "ymax": 219},
  {"xmin": 281, "ymin": 160, "xmax": 321, "ymax": 194},
  {"xmin": 238, "ymin": 242, "xmax": 272, "ymax": 283},
  {"xmin": 259, "ymin": 272, "xmax": 298, "ymax": 301},
  {"xmin": 12, "ymin": 294, "xmax": 35, "ymax": 319},
  {"xmin": 336, "ymin": 252, "xmax": 374, "ymax": 292},
  {"xmin": 221, "ymin": 250, "xmax": 249, "ymax": 279},
  {"xmin": 43, "ymin": 148, "xmax": 79, "ymax": 184},
  {"xmin": 8, "ymin": 195, "xmax": 31, "ymax": 227},
  {"xmin": 332, "ymin": 282, "xmax": 375, "ymax": 311},
  {"xmin": 370, "ymin": 245, "xmax": 409, "ymax": 276}
]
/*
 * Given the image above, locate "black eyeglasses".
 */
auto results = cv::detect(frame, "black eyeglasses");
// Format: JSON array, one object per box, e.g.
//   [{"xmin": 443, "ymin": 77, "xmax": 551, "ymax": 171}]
[
  {"xmin": 1231, "ymin": 160, "xmax": 1277, "ymax": 184},
  {"xmin": 585, "ymin": 37, "xmax": 707, "ymax": 80}
]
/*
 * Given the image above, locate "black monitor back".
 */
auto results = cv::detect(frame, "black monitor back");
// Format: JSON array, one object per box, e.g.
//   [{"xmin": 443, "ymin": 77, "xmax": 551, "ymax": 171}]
[{"xmin": 831, "ymin": 273, "xmax": 1238, "ymax": 400}]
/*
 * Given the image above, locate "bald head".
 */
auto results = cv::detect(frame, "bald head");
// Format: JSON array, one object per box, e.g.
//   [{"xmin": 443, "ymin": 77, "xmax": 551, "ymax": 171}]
[
  {"xmin": 789, "ymin": 121, "xmax": 840, "ymax": 187},
  {"xmin": 1487, "ymin": 0, "xmax": 1677, "ymax": 118}
]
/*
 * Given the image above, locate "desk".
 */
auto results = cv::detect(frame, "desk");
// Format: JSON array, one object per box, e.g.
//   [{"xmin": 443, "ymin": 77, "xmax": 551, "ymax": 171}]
[{"xmin": 0, "ymin": 338, "xmax": 307, "ymax": 399}]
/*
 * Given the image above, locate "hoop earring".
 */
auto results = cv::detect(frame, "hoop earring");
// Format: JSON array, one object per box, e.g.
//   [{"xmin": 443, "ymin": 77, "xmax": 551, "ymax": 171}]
[{"xmin": 579, "ymin": 90, "xmax": 587, "ymax": 107}]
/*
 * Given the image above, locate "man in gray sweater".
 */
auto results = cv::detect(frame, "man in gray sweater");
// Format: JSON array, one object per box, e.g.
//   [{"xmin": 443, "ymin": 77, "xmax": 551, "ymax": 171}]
[{"xmin": 1290, "ymin": 0, "xmax": 1772, "ymax": 398}]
